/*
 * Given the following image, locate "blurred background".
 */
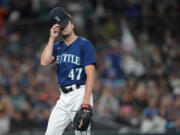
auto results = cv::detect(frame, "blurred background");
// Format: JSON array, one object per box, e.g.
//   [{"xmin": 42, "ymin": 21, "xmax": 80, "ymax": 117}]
[{"xmin": 0, "ymin": 0, "xmax": 180, "ymax": 135}]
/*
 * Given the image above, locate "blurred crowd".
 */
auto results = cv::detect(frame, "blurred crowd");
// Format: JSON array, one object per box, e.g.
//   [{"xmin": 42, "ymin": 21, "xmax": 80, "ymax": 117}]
[{"xmin": 0, "ymin": 0, "xmax": 180, "ymax": 135}]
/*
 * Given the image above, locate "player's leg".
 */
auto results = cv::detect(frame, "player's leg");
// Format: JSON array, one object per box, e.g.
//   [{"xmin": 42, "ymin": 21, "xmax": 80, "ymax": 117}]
[
  {"xmin": 45, "ymin": 97, "xmax": 71, "ymax": 135},
  {"xmin": 69, "ymin": 86, "xmax": 93, "ymax": 135}
]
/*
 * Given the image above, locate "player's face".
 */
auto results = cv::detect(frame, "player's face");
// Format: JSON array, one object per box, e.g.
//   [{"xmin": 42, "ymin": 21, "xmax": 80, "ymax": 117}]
[{"xmin": 60, "ymin": 20, "xmax": 74, "ymax": 37}]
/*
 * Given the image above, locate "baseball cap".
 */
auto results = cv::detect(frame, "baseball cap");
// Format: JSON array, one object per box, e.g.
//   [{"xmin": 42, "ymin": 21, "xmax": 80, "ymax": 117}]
[{"xmin": 49, "ymin": 7, "xmax": 70, "ymax": 29}]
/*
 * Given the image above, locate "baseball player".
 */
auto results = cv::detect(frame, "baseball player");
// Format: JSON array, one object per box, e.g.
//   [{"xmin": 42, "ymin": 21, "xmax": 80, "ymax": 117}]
[{"xmin": 40, "ymin": 7, "xmax": 96, "ymax": 135}]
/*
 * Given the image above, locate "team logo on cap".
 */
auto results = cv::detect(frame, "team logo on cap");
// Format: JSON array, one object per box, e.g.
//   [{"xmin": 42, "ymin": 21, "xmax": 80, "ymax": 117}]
[{"xmin": 55, "ymin": 16, "xmax": 60, "ymax": 22}]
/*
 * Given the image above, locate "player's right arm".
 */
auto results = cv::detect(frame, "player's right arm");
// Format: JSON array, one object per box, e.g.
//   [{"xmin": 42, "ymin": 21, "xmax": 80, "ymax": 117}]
[{"xmin": 40, "ymin": 24, "xmax": 60, "ymax": 66}]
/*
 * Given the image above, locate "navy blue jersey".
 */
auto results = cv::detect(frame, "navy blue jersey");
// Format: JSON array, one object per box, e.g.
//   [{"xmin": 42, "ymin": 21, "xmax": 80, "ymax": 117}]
[{"xmin": 52, "ymin": 37, "xmax": 96, "ymax": 87}]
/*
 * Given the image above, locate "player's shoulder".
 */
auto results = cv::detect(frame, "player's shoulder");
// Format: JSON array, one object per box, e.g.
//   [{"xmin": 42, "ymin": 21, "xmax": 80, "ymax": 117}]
[
  {"xmin": 78, "ymin": 36, "xmax": 93, "ymax": 46},
  {"xmin": 78, "ymin": 37, "xmax": 89, "ymax": 42},
  {"xmin": 54, "ymin": 40, "xmax": 64, "ymax": 48}
]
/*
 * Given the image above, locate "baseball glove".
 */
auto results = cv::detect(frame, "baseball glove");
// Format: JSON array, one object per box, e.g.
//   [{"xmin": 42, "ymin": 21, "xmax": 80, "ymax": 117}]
[{"xmin": 73, "ymin": 104, "xmax": 93, "ymax": 131}]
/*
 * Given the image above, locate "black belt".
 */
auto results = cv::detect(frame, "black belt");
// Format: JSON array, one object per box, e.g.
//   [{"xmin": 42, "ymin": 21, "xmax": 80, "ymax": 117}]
[{"xmin": 61, "ymin": 84, "xmax": 84, "ymax": 94}]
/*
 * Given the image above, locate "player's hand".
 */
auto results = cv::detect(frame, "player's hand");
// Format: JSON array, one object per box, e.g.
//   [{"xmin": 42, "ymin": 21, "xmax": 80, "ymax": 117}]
[
  {"xmin": 50, "ymin": 24, "xmax": 60, "ymax": 40},
  {"xmin": 73, "ymin": 104, "xmax": 93, "ymax": 131}
]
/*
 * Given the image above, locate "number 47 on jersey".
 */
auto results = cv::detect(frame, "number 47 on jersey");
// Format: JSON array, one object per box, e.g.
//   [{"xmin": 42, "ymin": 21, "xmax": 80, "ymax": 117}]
[{"xmin": 68, "ymin": 68, "xmax": 82, "ymax": 80}]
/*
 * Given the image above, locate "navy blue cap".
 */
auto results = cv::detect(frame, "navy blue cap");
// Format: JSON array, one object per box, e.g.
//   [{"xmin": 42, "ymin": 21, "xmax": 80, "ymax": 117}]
[{"xmin": 49, "ymin": 7, "xmax": 69, "ymax": 29}]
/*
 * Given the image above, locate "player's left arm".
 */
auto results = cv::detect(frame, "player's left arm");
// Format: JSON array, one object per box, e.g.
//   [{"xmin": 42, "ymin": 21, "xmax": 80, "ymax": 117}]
[{"xmin": 82, "ymin": 64, "xmax": 95, "ymax": 105}]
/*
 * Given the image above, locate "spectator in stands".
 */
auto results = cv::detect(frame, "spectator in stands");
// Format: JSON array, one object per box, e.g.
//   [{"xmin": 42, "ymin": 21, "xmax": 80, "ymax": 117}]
[
  {"xmin": 96, "ymin": 84, "xmax": 119, "ymax": 120},
  {"xmin": 0, "ymin": 102, "xmax": 10, "ymax": 135}
]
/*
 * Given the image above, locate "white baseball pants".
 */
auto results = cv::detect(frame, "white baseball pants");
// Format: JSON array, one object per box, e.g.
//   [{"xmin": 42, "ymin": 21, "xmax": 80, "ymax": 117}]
[{"xmin": 45, "ymin": 85, "xmax": 93, "ymax": 135}]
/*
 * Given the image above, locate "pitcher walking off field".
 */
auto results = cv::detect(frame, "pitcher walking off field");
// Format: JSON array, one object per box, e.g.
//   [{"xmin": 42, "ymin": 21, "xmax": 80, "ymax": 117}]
[{"xmin": 40, "ymin": 7, "xmax": 96, "ymax": 135}]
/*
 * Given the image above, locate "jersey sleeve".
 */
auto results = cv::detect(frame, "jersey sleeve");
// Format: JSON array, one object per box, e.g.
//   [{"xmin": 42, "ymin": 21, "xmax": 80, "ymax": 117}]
[
  {"xmin": 82, "ymin": 41, "xmax": 96, "ymax": 66},
  {"xmin": 52, "ymin": 42, "xmax": 58, "ymax": 59}
]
